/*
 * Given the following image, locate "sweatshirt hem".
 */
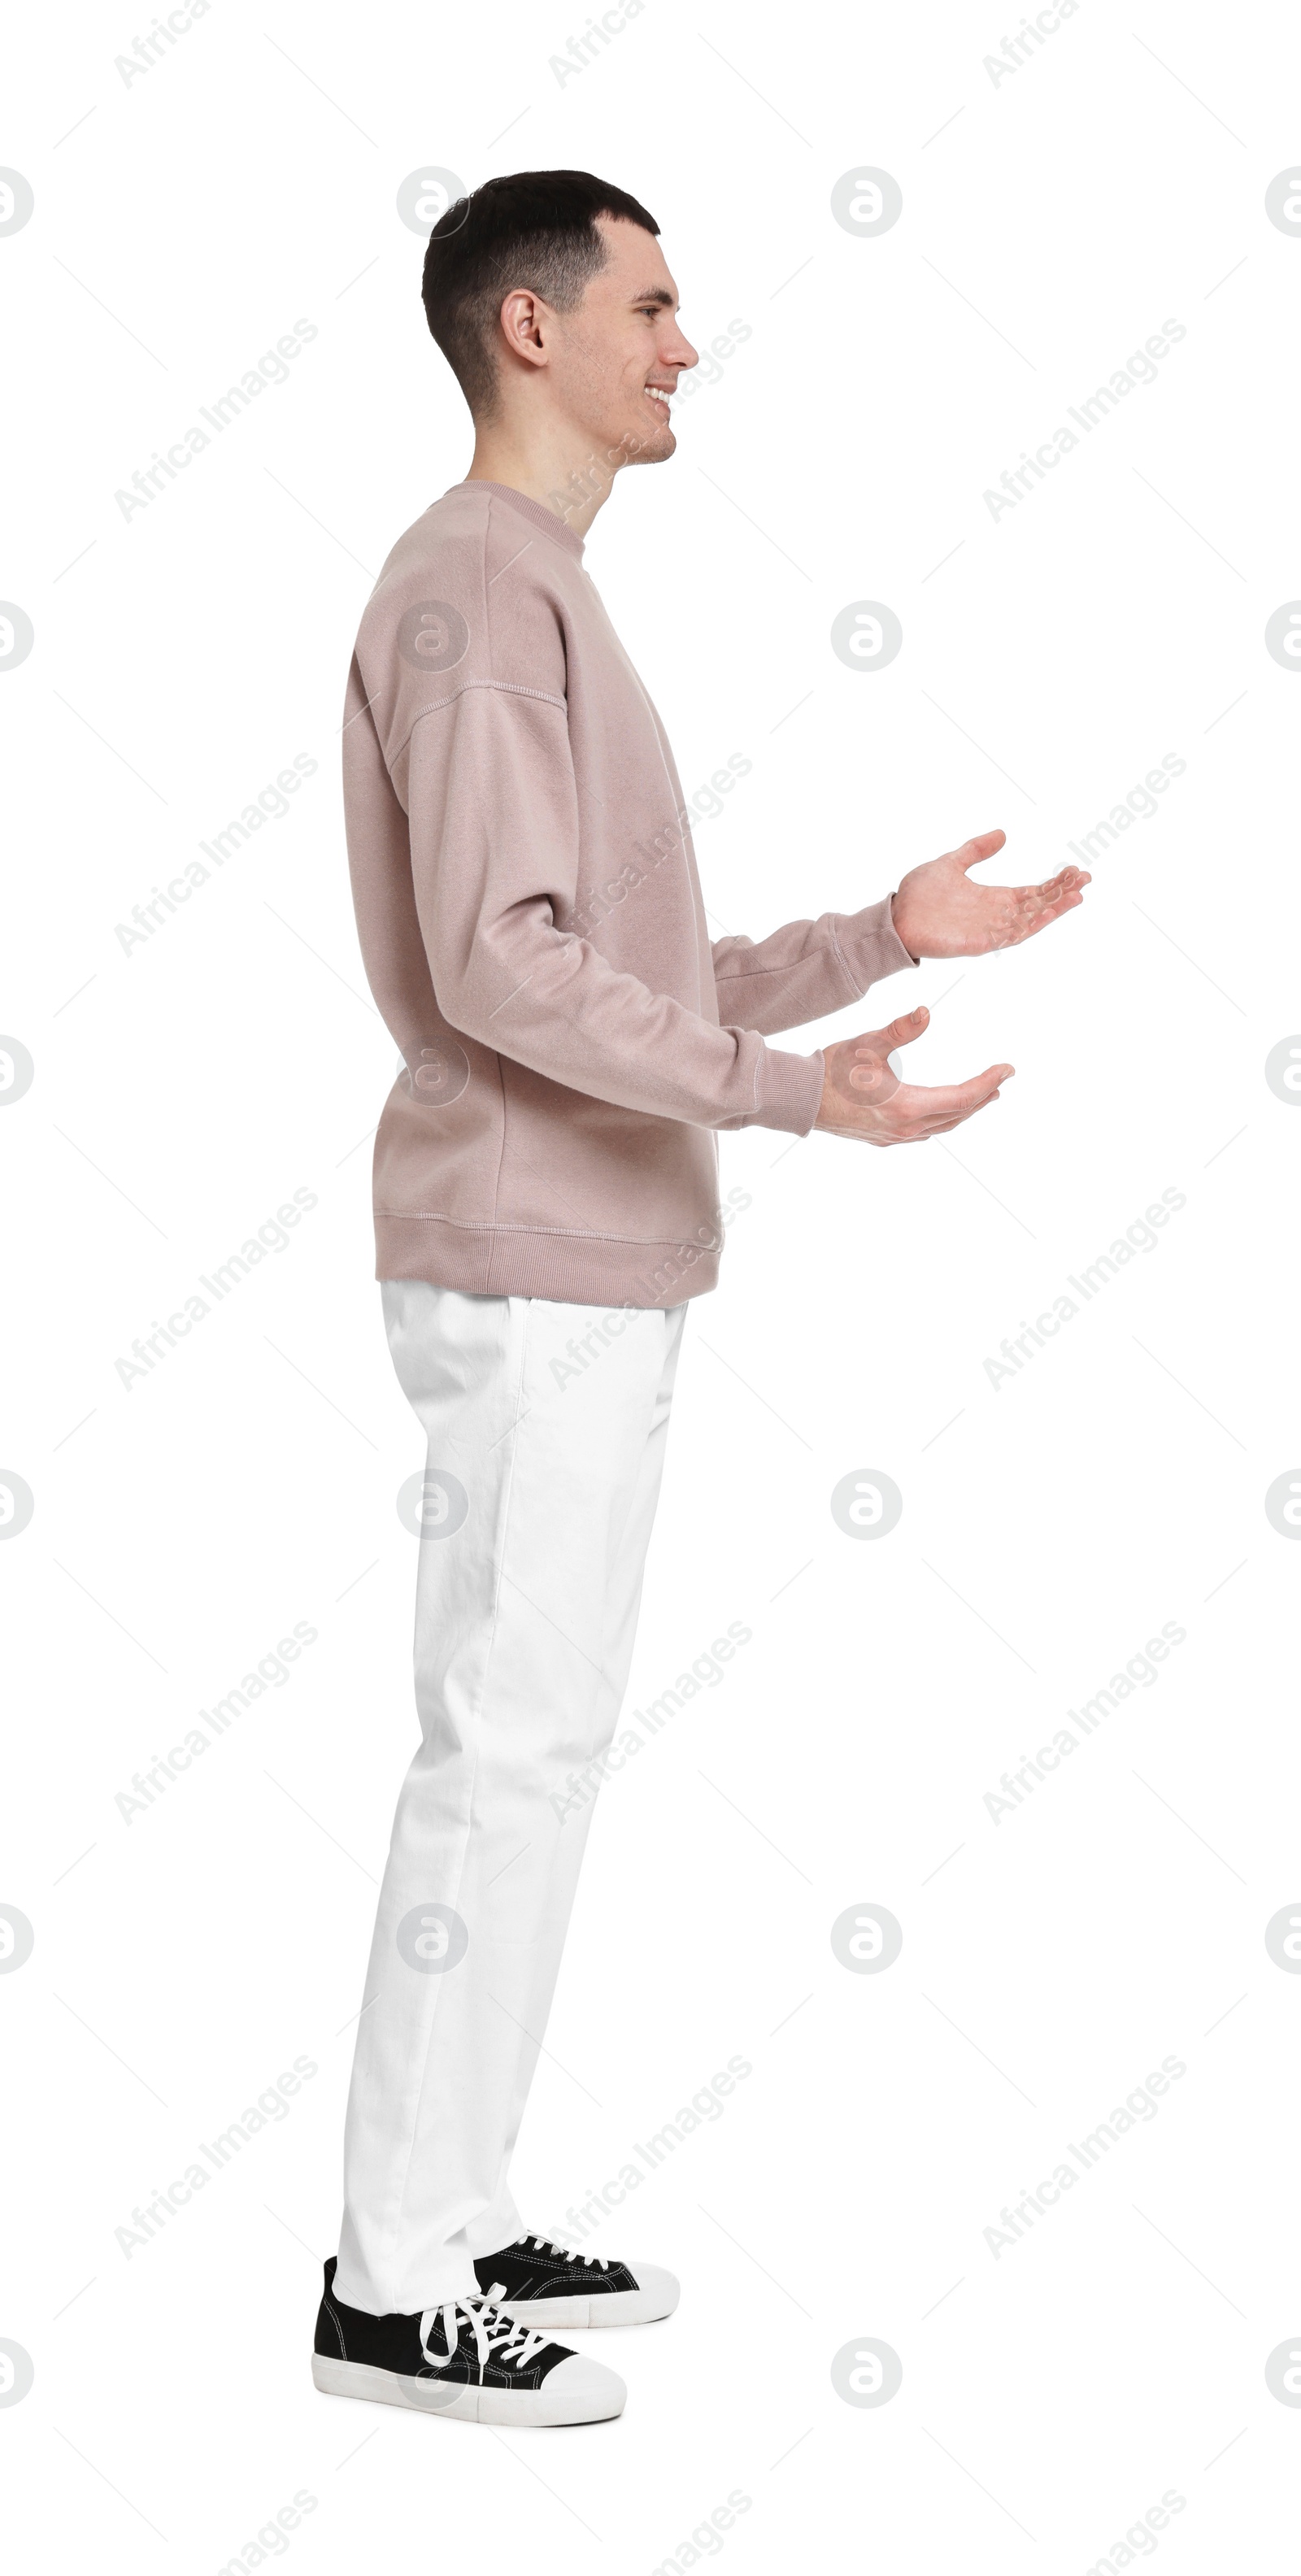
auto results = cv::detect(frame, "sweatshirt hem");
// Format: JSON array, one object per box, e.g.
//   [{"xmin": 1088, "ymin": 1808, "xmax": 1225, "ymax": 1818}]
[{"xmin": 375, "ymin": 1214, "xmax": 720, "ymax": 1308}]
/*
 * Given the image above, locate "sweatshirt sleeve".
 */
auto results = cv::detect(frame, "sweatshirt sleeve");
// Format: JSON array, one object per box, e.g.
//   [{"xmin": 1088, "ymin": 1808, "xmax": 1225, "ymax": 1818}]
[
  {"xmin": 711, "ymin": 896, "xmax": 917, "ymax": 1036},
  {"xmin": 402, "ymin": 683, "xmax": 826, "ymax": 1135}
]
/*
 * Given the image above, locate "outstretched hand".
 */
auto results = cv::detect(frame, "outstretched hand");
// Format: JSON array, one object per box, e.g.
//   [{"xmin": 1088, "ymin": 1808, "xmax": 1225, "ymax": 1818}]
[
  {"xmin": 891, "ymin": 829, "xmax": 1090, "ymax": 961},
  {"xmin": 815, "ymin": 1007, "xmax": 1012, "ymax": 1147}
]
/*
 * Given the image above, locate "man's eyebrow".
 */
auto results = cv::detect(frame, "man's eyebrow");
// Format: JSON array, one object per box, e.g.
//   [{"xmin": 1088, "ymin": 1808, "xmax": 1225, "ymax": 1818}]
[{"xmin": 629, "ymin": 285, "xmax": 677, "ymax": 308}]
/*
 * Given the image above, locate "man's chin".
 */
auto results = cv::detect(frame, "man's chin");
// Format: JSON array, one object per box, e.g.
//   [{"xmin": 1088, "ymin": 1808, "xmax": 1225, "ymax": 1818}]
[{"xmin": 623, "ymin": 423, "xmax": 676, "ymax": 466}]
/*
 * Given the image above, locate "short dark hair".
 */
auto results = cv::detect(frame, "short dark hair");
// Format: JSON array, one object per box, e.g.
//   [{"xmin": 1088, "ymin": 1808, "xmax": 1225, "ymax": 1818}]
[{"xmin": 421, "ymin": 168, "xmax": 659, "ymax": 420}]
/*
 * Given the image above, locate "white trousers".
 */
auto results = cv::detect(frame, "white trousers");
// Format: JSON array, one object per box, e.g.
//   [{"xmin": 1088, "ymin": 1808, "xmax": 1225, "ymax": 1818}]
[{"xmin": 335, "ymin": 1281, "xmax": 687, "ymax": 2315}]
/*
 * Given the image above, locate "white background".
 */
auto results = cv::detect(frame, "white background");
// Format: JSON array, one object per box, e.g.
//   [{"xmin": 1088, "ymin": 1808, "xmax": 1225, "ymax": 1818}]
[{"xmin": 3, "ymin": 1, "xmax": 1301, "ymax": 2569}]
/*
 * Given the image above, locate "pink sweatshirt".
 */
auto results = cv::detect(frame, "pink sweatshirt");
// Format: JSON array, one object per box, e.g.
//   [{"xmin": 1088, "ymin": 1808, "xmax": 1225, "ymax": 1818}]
[{"xmin": 342, "ymin": 480, "xmax": 915, "ymax": 1307}]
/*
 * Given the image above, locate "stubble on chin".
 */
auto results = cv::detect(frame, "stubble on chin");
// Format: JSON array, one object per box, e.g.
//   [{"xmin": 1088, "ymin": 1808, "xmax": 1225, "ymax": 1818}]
[{"xmin": 624, "ymin": 420, "xmax": 676, "ymax": 467}]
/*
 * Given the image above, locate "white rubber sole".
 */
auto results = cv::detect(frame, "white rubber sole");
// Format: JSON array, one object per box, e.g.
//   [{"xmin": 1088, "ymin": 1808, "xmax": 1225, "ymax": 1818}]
[
  {"xmin": 311, "ymin": 2352, "xmax": 624, "ymax": 2426},
  {"xmin": 492, "ymin": 2281, "xmax": 678, "ymax": 2329}
]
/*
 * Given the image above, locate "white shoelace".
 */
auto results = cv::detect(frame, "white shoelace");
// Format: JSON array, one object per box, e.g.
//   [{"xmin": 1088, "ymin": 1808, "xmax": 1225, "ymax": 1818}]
[
  {"xmin": 419, "ymin": 2292, "xmax": 552, "ymax": 2379},
  {"xmin": 518, "ymin": 2233, "xmax": 611, "ymax": 2271}
]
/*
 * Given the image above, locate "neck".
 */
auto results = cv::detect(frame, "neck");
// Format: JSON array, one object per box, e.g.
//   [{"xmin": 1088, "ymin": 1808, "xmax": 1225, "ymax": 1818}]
[{"xmin": 465, "ymin": 416, "xmax": 620, "ymax": 540}]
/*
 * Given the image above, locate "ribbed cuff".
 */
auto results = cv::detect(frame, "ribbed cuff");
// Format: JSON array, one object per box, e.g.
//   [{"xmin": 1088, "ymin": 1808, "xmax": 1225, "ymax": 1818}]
[
  {"xmin": 743, "ymin": 1044, "xmax": 825, "ymax": 1135},
  {"xmin": 831, "ymin": 892, "xmax": 919, "ymax": 986}
]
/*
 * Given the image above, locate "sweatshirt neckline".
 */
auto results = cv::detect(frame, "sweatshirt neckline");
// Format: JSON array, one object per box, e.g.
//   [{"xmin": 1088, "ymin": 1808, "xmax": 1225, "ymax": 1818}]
[{"xmin": 455, "ymin": 479, "xmax": 586, "ymax": 559}]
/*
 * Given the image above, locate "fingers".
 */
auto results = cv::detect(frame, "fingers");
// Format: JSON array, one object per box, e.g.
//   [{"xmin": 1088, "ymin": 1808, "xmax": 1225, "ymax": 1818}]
[
  {"xmin": 846, "ymin": 1043, "xmax": 1012, "ymax": 1112},
  {"xmin": 900, "ymin": 1064, "xmax": 1014, "ymax": 1119},
  {"xmin": 989, "ymin": 866, "xmax": 1091, "ymax": 944},
  {"xmin": 903, "ymin": 1086, "xmax": 1007, "ymax": 1142},
  {"xmin": 820, "ymin": 1077, "xmax": 1008, "ymax": 1142},
  {"xmin": 1010, "ymin": 890, "xmax": 1088, "ymax": 946},
  {"xmin": 917, "ymin": 1093, "xmax": 1004, "ymax": 1136},
  {"xmin": 855, "ymin": 1004, "xmax": 929, "ymax": 1053},
  {"xmin": 1015, "ymin": 865, "xmax": 1090, "ymax": 910},
  {"xmin": 994, "ymin": 868, "xmax": 1088, "ymax": 909},
  {"xmin": 955, "ymin": 829, "xmax": 1007, "ymax": 871},
  {"xmin": 840, "ymin": 1006, "xmax": 929, "ymax": 1090},
  {"xmin": 824, "ymin": 1020, "xmax": 1016, "ymax": 1142},
  {"xmin": 1034, "ymin": 871, "xmax": 1090, "ymax": 910},
  {"xmin": 865, "ymin": 1066, "xmax": 1009, "ymax": 1148}
]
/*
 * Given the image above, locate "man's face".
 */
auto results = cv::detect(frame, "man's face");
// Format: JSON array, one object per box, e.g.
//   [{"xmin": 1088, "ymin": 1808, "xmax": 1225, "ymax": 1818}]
[{"xmin": 548, "ymin": 215, "xmax": 698, "ymax": 467}]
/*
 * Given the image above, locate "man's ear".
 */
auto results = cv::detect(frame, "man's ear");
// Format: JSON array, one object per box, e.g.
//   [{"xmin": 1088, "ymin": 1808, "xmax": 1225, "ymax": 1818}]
[{"xmin": 498, "ymin": 288, "xmax": 550, "ymax": 367}]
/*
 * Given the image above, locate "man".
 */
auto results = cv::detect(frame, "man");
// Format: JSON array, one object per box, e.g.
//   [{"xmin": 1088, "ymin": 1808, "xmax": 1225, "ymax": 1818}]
[{"xmin": 315, "ymin": 168, "xmax": 1087, "ymax": 2428}]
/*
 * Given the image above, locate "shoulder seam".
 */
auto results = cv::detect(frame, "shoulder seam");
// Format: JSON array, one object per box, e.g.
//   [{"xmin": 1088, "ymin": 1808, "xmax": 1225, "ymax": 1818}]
[{"xmin": 393, "ymin": 677, "xmax": 568, "ymax": 766}]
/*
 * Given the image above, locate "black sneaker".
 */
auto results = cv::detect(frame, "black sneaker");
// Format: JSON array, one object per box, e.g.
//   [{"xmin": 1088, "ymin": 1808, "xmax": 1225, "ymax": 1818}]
[
  {"xmin": 312, "ymin": 2256, "xmax": 624, "ymax": 2426},
  {"xmin": 472, "ymin": 2234, "xmax": 679, "ymax": 2329}
]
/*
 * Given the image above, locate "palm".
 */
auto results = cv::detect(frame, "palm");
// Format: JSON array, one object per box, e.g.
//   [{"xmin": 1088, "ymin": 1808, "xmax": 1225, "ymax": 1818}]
[
  {"xmin": 816, "ymin": 1008, "xmax": 1012, "ymax": 1147},
  {"xmin": 893, "ymin": 829, "xmax": 1089, "ymax": 960}
]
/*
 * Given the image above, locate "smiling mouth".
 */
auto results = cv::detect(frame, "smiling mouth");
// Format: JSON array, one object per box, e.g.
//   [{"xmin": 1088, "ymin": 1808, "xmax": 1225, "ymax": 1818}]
[{"xmin": 644, "ymin": 385, "xmax": 673, "ymax": 421}]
